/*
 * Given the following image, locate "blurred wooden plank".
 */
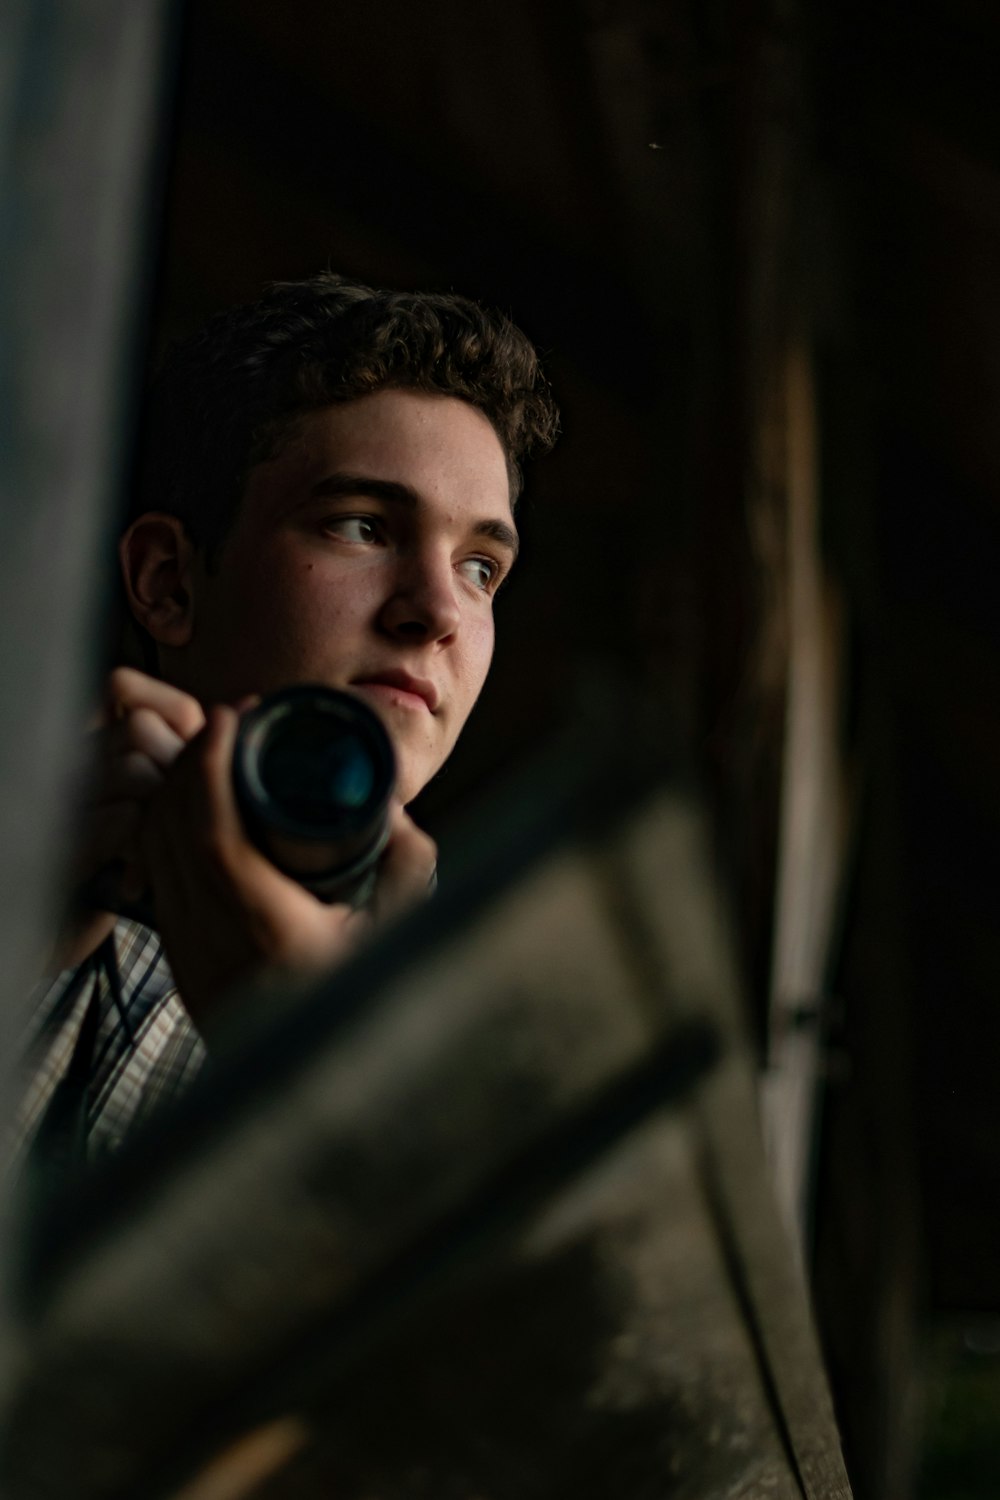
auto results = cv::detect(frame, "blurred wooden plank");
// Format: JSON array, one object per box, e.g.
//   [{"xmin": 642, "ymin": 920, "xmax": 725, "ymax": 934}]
[
  {"xmin": 762, "ymin": 340, "xmax": 851, "ymax": 1250},
  {"xmin": 0, "ymin": 0, "xmax": 175, "ymax": 1137},
  {"xmin": 237, "ymin": 1111, "xmax": 808, "ymax": 1500},
  {"xmin": 618, "ymin": 796, "xmax": 853, "ymax": 1500},
  {"xmin": 3, "ymin": 790, "xmax": 851, "ymax": 1499}
]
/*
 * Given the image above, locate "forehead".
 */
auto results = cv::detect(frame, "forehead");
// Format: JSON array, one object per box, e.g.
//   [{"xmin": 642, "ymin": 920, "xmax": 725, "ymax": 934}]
[{"xmin": 244, "ymin": 389, "xmax": 513, "ymax": 523}]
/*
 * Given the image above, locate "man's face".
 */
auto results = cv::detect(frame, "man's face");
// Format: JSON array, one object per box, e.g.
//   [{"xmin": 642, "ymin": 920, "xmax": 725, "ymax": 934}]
[{"xmin": 174, "ymin": 390, "xmax": 517, "ymax": 803}]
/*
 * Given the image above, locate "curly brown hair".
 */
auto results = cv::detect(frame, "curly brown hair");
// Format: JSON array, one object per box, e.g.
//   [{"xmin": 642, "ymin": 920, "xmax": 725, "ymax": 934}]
[{"xmin": 136, "ymin": 273, "xmax": 560, "ymax": 558}]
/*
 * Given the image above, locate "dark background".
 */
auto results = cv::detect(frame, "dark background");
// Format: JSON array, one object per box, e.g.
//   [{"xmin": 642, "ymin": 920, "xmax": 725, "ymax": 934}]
[{"xmin": 138, "ymin": 3, "xmax": 1000, "ymax": 1494}]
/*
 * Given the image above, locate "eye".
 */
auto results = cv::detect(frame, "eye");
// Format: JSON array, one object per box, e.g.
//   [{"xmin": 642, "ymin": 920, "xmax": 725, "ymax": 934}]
[
  {"xmin": 457, "ymin": 556, "xmax": 499, "ymax": 592},
  {"xmin": 323, "ymin": 515, "xmax": 382, "ymax": 543}
]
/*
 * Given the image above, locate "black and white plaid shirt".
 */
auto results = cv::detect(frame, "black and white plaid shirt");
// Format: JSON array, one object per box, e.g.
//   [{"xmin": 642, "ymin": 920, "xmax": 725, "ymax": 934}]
[{"xmin": 10, "ymin": 919, "xmax": 206, "ymax": 1174}]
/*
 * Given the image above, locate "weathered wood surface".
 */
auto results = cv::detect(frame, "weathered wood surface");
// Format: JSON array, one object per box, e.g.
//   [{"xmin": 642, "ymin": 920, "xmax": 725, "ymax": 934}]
[
  {"xmin": 621, "ymin": 801, "xmax": 854, "ymax": 1500},
  {"xmin": 1, "ymin": 792, "xmax": 852, "ymax": 1500},
  {"xmin": 244, "ymin": 1109, "xmax": 806, "ymax": 1500}
]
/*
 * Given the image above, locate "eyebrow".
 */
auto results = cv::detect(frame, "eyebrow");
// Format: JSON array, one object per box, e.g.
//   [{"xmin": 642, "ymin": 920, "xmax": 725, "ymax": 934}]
[{"xmin": 309, "ymin": 472, "xmax": 520, "ymax": 560}]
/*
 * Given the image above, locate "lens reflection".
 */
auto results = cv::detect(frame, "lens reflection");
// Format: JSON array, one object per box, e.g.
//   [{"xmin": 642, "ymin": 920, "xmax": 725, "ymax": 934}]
[{"xmin": 259, "ymin": 724, "xmax": 375, "ymax": 821}]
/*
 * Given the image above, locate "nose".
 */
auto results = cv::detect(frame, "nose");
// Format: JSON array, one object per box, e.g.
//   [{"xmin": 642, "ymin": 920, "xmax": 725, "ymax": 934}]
[{"xmin": 377, "ymin": 547, "xmax": 461, "ymax": 645}]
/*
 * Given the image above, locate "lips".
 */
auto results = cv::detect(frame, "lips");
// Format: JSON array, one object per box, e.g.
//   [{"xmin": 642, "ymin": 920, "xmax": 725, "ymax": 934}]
[{"xmin": 349, "ymin": 669, "xmax": 439, "ymax": 713}]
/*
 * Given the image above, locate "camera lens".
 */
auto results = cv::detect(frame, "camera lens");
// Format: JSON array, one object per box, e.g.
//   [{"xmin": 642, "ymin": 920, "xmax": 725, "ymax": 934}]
[
  {"xmin": 234, "ymin": 687, "xmax": 396, "ymax": 905},
  {"xmin": 257, "ymin": 722, "xmax": 376, "ymax": 820}
]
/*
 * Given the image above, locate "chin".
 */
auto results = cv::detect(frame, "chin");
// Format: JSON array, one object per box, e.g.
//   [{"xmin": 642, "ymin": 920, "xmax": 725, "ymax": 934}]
[
  {"xmin": 397, "ymin": 756, "xmax": 440, "ymax": 807},
  {"xmin": 397, "ymin": 774, "xmax": 424, "ymax": 806}
]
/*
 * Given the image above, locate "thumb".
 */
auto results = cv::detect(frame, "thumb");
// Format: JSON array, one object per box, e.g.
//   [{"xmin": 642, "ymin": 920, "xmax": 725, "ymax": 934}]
[{"xmin": 369, "ymin": 804, "xmax": 438, "ymax": 923}]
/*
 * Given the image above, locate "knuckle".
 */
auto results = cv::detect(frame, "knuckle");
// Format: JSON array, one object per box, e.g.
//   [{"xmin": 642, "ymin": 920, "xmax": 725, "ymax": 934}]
[
  {"xmin": 402, "ymin": 823, "xmax": 437, "ymax": 866},
  {"xmin": 246, "ymin": 904, "xmax": 302, "ymax": 967},
  {"xmin": 106, "ymin": 665, "xmax": 139, "ymax": 703},
  {"xmin": 176, "ymin": 698, "xmax": 206, "ymax": 741},
  {"xmin": 417, "ymin": 829, "xmax": 438, "ymax": 861},
  {"xmin": 118, "ymin": 749, "xmax": 162, "ymax": 789},
  {"xmin": 263, "ymin": 929, "xmax": 299, "ymax": 968},
  {"xmin": 122, "ymin": 706, "xmax": 160, "ymax": 750}
]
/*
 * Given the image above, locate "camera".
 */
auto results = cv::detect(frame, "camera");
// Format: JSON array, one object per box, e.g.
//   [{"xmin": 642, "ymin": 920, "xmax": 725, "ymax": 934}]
[
  {"xmin": 233, "ymin": 685, "xmax": 396, "ymax": 907},
  {"xmin": 81, "ymin": 685, "xmax": 396, "ymax": 923}
]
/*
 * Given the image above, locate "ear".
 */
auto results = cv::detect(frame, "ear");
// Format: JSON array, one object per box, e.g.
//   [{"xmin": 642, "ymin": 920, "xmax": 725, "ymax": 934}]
[{"xmin": 119, "ymin": 513, "xmax": 198, "ymax": 648}]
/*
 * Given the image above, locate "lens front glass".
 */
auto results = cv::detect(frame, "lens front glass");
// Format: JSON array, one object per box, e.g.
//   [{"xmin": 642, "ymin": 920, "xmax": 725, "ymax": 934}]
[{"xmin": 258, "ymin": 719, "xmax": 376, "ymax": 822}]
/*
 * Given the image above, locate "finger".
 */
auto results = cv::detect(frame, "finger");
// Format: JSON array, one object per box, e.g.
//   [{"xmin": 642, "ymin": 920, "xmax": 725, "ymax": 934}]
[
  {"xmin": 88, "ymin": 748, "xmax": 165, "ymax": 808},
  {"xmin": 370, "ymin": 805, "xmax": 438, "ymax": 923},
  {"xmin": 140, "ymin": 708, "xmax": 348, "ymax": 999},
  {"xmin": 85, "ymin": 708, "xmax": 185, "ymax": 808},
  {"xmin": 105, "ymin": 666, "xmax": 206, "ymax": 741},
  {"xmin": 100, "ymin": 749, "xmax": 166, "ymax": 800},
  {"xmin": 143, "ymin": 706, "xmax": 250, "ymax": 903},
  {"xmin": 138, "ymin": 721, "xmax": 231, "ymax": 936},
  {"xmin": 107, "ymin": 706, "xmax": 187, "ymax": 769},
  {"xmin": 195, "ymin": 704, "xmax": 249, "ymax": 849},
  {"xmin": 334, "ymin": 905, "xmax": 374, "ymax": 950}
]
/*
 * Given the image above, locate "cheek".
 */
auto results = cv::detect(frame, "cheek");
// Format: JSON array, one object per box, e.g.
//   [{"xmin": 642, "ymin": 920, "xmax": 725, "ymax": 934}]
[
  {"xmin": 252, "ymin": 552, "xmax": 375, "ymax": 636},
  {"xmin": 445, "ymin": 614, "xmax": 495, "ymax": 733},
  {"xmin": 466, "ymin": 613, "xmax": 496, "ymax": 692}
]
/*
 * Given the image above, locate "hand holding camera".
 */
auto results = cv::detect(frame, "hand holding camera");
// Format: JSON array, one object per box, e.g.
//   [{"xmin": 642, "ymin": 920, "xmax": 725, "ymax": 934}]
[
  {"xmin": 55, "ymin": 668, "xmax": 207, "ymax": 970},
  {"xmin": 60, "ymin": 670, "xmax": 436, "ymax": 1022}
]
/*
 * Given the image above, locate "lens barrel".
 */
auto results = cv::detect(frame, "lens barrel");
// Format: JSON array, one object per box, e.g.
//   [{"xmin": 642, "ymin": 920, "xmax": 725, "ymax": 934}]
[{"xmin": 233, "ymin": 686, "xmax": 396, "ymax": 907}]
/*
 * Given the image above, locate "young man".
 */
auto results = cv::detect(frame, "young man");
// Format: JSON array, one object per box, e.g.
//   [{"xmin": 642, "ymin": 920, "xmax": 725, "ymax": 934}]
[{"xmin": 15, "ymin": 273, "xmax": 558, "ymax": 1169}]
